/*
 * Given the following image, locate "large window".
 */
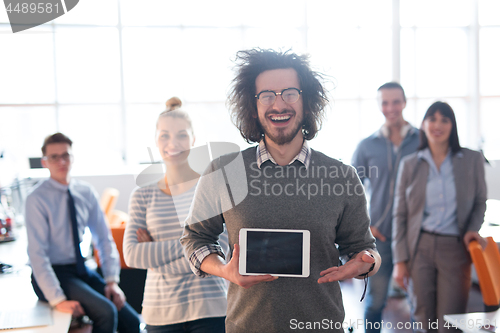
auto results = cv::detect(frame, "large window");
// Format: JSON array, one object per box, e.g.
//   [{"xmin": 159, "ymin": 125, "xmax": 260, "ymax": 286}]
[{"xmin": 1, "ymin": 0, "xmax": 499, "ymax": 184}]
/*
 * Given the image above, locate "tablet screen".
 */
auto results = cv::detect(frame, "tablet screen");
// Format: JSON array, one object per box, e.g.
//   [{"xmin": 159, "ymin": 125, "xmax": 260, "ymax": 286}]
[
  {"xmin": 239, "ymin": 228, "xmax": 310, "ymax": 277},
  {"xmin": 246, "ymin": 230, "xmax": 303, "ymax": 275}
]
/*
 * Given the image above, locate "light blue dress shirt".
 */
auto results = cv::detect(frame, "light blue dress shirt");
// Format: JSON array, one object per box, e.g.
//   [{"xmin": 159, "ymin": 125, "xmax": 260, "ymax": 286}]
[
  {"xmin": 419, "ymin": 148, "xmax": 459, "ymax": 236},
  {"xmin": 25, "ymin": 178, "xmax": 120, "ymax": 306},
  {"xmin": 351, "ymin": 124, "xmax": 420, "ymax": 239}
]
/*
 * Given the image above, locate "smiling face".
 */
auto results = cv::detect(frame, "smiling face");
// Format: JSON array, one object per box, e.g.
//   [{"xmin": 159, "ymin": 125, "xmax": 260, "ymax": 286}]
[
  {"xmin": 156, "ymin": 116, "xmax": 195, "ymax": 165},
  {"xmin": 422, "ymin": 110, "xmax": 453, "ymax": 147},
  {"xmin": 41, "ymin": 143, "xmax": 73, "ymax": 185},
  {"xmin": 255, "ymin": 68, "xmax": 304, "ymax": 146},
  {"xmin": 378, "ymin": 88, "xmax": 406, "ymax": 127}
]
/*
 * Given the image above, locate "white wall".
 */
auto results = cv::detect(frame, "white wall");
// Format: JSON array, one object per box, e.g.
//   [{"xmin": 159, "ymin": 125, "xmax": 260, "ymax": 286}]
[{"xmin": 485, "ymin": 160, "xmax": 500, "ymax": 201}]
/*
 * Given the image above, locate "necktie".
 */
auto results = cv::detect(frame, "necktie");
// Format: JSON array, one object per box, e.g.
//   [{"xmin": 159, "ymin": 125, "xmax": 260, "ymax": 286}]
[{"xmin": 67, "ymin": 189, "xmax": 88, "ymax": 277}]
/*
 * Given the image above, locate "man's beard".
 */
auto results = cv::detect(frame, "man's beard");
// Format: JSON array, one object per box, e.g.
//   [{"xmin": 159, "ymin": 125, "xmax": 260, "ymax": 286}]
[{"xmin": 259, "ymin": 110, "xmax": 304, "ymax": 145}]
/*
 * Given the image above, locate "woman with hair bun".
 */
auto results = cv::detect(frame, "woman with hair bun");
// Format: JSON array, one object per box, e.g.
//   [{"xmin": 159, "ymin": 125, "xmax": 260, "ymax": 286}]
[
  {"xmin": 124, "ymin": 97, "xmax": 228, "ymax": 333},
  {"xmin": 165, "ymin": 96, "xmax": 182, "ymax": 110}
]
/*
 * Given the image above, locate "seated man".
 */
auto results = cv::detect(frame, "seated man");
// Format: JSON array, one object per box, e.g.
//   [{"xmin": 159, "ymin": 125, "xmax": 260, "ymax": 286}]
[{"xmin": 25, "ymin": 132, "xmax": 140, "ymax": 333}]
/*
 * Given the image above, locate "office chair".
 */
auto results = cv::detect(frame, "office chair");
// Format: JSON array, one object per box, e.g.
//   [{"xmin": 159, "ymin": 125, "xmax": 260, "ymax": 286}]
[
  {"xmin": 95, "ymin": 188, "xmax": 146, "ymax": 313},
  {"xmin": 99, "ymin": 187, "xmax": 119, "ymax": 223},
  {"xmin": 106, "ymin": 210, "xmax": 129, "ymax": 269},
  {"xmin": 469, "ymin": 237, "xmax": 500, "ymax": 311},
  {"xmin": 94, "ymin": 187, "xmax": 128, "ymax": 268},
  {"xmin": 95, "ymin": 187, "xmax": 129, "ymax": 268}
]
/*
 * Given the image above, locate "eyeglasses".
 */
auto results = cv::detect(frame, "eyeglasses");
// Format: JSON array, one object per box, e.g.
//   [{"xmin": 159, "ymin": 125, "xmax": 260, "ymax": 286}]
[
  {"xmin": 255, "ymin": 88, "xmax": 302, "ymax": 106},
  {"xmin": 42, "ymin": 153, "xmax": 73, "ymax": 163}
]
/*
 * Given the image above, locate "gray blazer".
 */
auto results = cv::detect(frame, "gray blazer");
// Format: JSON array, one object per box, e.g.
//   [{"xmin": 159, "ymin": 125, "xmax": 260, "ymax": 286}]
[{"xmin": 392, "ymin": 148, "xmax": 487, "ymax": 264}]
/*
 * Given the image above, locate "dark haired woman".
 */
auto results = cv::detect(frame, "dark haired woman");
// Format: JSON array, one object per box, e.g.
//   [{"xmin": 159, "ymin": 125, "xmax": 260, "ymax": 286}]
[{"xmin": 392, "ymin": 101, "xmax": 487, "ymax": 332}]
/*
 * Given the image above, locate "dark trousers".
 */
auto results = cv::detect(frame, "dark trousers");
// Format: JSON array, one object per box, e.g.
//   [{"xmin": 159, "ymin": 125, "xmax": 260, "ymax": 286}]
[
  {"xmin": 32, "ymin": 265, "xmax": 141, "ymax": 333},
  {"xmin": 146, "ymin": 317, "xmax": 226, "ymax": 333},
  {"xmin": 364, "ymin": 238, "xmax": 394, "ymax": 333}
]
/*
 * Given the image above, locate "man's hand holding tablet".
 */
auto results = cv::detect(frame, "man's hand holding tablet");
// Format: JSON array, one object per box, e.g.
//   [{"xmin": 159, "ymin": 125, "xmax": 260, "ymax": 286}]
[
  {"xmin": 201, "ymin": 228, "xmax": 310, "ymax": 289},
  {"xmin": 199, "ymin": 228, "xmax": 379, "ymax": 289},
  {"xmin": 200, "ymin": 244, "xmax": 278, "ymax": 289}
]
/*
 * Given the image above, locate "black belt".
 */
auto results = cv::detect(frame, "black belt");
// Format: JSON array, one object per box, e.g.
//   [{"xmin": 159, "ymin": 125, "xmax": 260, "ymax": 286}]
[{"xmin": 421, "ymin": 229, "xmax": 461, "ymax": 241}]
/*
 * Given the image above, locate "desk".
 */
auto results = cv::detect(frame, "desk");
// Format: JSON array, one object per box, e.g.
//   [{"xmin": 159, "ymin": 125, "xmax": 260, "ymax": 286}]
[
  {"xmin": 0, "ymin": 227, "xmax": 71, "ymax": 333},
  {"xmin": 444, "ymin": 309, "xmax": 500, "ymax": 333}
]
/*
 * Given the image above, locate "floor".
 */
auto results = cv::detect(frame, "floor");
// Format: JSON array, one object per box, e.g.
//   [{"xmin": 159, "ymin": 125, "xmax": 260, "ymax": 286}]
[
  {"xmin": 1, "ymin": 225, "xmax": 489, "ymax": 333},
  {"xmin": 340, "ymin": 277, "xmax": 486, "ymax": 333}
]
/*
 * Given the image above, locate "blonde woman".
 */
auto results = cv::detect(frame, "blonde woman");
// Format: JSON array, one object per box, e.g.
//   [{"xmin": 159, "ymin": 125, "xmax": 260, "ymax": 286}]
[{"xmin": 124, "ymin": 98, "xmax": 228, "ymax": 333}]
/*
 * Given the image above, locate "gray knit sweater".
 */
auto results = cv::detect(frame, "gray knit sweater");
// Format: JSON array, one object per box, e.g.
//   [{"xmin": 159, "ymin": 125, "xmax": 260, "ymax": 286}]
[{"xmin": 181, "ymin": 146, "xmax": 375, "ymax": 333}]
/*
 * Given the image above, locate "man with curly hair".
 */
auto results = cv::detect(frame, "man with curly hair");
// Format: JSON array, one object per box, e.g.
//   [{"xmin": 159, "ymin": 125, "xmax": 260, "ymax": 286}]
[{"xmin": 181, "ymin": 49, "xmax": 380, "ymax": 333}]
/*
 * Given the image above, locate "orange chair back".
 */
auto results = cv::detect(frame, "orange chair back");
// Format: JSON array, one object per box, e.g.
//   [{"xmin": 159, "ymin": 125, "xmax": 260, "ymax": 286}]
[
  {"xmin": 469, "ymin": 237, "xmax": 500, "ymax": 306},
  {"xmin": 99, "ymin": 188, "xmax": 119, "ymax": 222},
  {"xmin": 111, "ymin": 225, "xmax": 128, "ymax": 268},
  {"xmin": 94, "ymin": 222, "xmax": 129, "ymax": 269},
  {"xmin": 95, "ymin": 188, "xmax": 130, "ymax": 268}
]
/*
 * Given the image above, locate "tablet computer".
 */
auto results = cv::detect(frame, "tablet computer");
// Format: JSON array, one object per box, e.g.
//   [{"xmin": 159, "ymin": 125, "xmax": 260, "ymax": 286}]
[{"xmin": 239, "ymin": 228, "xmax": 310, "ymax": 277}]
